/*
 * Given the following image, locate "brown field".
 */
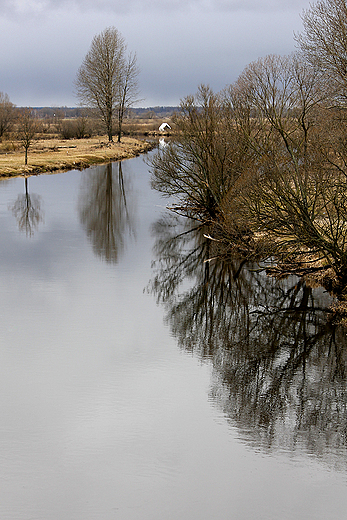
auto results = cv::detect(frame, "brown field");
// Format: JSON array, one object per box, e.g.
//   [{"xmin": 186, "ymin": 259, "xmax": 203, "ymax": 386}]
[{"xmin": 0, "ymin": 135, "xmax": 155, "ymax": 178}]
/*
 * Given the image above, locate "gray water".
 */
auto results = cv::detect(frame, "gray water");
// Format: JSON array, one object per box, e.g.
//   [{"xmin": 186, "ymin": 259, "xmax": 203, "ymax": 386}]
[{"xmin": 0, "ymin": 154, "xmax": 347, "ymax": 520}]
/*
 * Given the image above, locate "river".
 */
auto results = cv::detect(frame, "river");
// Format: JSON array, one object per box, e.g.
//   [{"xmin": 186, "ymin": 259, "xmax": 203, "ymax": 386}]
[{"xmin": 0, "ymin": 153, "xmax": 346, "ymax": 520}]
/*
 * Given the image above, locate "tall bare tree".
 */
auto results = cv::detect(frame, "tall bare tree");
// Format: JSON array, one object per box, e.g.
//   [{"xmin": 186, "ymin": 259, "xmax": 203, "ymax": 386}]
[
  {"xmin": 295, "ymin": 0, "xmax": 347, "ymax": 100},
  {"xmin": 75, "ymin": 26, "xmax": 139, "ymax": 142},
  {"xmin": 230, "ymin": 53, "xmax": 347, "ymax": 284},
  {"xmin": 117, "ymin": 52, "xmax": 140, "ymax": 143}
]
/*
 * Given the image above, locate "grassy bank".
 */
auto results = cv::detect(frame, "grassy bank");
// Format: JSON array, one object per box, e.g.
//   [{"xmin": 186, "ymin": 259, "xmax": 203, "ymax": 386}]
[{"xmin": 0, "ymin": 136, "xmax": 155, "ymax": 178}]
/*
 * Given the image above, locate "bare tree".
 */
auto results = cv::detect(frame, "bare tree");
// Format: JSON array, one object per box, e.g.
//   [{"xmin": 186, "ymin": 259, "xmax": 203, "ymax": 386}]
[
  {"xmin": 295, "ymin": 0, "xmax": 347, "ymax": 100},
  {"xmin": 17, "ymin": 108, "xmax": 39, "ymax": 165},
  {"xmin": 117, "ymin": 52, "xmax": 140, "ymax": 143},
  {"xmin": 0, "ymin": 92, "xmax": 15, "ymax": 139},
  {"xmin": 150, "ymin": 85, "xmax": 241, "ymax": 221},
  {"xmin": 231, "ymin": 54, "xmax": 347, "ymax": 285},
  {"xmin": 75, "ymin": 26, "xmax": 139, "ymax": 143}
]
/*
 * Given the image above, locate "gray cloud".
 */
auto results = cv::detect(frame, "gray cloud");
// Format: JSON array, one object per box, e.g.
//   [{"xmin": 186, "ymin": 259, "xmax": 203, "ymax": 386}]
[
  {"xmin": 0, "ymin": 0, "xmax": 311, "ymax": 107},
  {"xmin": 1, "ymin": 0, "xmax": 310, "ymax": 16}
]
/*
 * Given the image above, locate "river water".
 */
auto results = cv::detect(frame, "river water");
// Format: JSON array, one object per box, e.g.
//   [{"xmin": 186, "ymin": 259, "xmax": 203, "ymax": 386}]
[{"xmin": 0, "ymin": 153, "xmax": 347, "ymax": 520}]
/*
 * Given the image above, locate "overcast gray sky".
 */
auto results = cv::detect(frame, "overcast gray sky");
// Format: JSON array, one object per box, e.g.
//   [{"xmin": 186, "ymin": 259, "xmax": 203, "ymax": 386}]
[{"xmin": 0, "ymin": 0, "xmax": 311, "ymax": 107}]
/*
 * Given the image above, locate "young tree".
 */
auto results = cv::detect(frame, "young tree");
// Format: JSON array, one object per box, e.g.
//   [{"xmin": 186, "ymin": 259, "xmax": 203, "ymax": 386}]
[
  {"xmin": 0, "ymin": 92, "xmax": 15, "ymax": 139},
  {"xmin": 75, "ymin": 26, "xmax": 139, "ymax": 142},
  {"xmin": 17, "ymin": 108, "xmax": 39, "ymax": 165}
]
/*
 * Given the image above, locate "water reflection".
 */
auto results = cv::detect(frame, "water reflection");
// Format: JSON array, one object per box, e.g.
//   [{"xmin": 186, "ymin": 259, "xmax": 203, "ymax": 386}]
[
  {"xmin": 78, "ymin": 161, "xmax": 135, "ymax": 263},
  {"xmin": 150, "ymin": 213, "xmax": 347, "ymax": 464},
  {"xmin": 9, "ymin": 176, "xmax": 43, "ymax": 236}
]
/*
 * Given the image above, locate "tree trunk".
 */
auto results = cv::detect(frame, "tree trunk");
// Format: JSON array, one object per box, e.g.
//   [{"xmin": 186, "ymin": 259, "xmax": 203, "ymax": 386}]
[
  {"xmin": 106, "ymin": 108, "xmax": 113, "ymax": 142},
  {"xmin": 118, "ymin": 107, "xmax": 123, "ymax": 143}
]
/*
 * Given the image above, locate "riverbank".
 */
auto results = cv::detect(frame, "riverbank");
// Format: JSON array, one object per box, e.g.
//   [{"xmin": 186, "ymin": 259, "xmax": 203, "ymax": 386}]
[{"xmin": 0, "ymin": 136, "xmax": 155, "ymax": 178}]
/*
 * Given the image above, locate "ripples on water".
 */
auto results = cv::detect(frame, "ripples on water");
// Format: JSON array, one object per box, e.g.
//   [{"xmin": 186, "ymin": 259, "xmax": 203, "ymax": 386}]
[{"xmin": 0, "ymin": 155, "xmax": 346, "ymax": 519}]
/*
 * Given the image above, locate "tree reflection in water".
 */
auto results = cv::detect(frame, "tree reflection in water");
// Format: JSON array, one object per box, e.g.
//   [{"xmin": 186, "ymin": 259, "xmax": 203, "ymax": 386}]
[
  {"xmin": 10, "ymin": 176, "xmax": 43, "ymax": 236},
  {"xmin": 79, "ymin": 161, "xmax": 135, "ymax": 263},
  {"xmin": 149, "ymin": 213, "xmax": 347, "ymax": 466}
]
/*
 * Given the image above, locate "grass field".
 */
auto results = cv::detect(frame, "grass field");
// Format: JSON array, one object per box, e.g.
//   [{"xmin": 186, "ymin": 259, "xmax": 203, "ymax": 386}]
[{"xmin": 0, "ymin": 135, "xmax": 155, "ymax": 178}]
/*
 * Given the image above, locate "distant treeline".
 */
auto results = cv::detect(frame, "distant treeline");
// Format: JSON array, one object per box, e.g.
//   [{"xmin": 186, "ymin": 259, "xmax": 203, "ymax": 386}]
[{"xmin": 26, "ymin": 106, "xmax": 179, "ymax": 119}]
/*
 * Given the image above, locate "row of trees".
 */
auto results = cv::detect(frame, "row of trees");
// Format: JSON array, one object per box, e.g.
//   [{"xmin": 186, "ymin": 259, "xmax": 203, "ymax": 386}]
[{"xmin": 150, "ymin": 0, "xmax": 347, "ymax": 293}]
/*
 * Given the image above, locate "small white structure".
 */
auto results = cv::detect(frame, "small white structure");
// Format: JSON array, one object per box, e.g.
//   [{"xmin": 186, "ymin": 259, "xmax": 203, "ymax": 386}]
[
  {"xmin": 159, "ymin": 137, "xmax": 168, "ymax": 149},
  {"xmin": 159, "ymin": 122, "xmax": 171, "ymax": 132}
]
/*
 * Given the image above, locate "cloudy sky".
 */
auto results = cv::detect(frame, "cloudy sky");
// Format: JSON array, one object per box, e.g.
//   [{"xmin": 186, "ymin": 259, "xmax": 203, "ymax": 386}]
[{"xmin": 0, "ymin": 0, "xmax": 312, "ymax": 107}]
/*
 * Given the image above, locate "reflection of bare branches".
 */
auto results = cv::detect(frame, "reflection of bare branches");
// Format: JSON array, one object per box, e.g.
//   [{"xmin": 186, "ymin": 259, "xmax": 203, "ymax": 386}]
[
  {"xmin": 10, "ymin": 177, "xmax": 43, "ymax": 237},
  {"xmin": 212, "ymin": 280, "xmax": 347, "ymax": 457},
  {"xmin": 149, "ymin": 212, "xmax": 347, "ymax": 464},
  {"xmin": 79, "ymin": 161, "xmax": 135, "ymax": 263}
]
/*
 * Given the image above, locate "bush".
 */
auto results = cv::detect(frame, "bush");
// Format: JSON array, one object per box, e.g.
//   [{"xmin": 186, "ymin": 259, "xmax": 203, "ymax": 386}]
[{"xmin": 60, "ymin": 118, "xmax": 92, "ymax": 139}]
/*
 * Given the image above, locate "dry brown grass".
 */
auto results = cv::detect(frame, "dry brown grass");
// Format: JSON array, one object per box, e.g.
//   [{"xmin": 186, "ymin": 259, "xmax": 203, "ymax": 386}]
[{"xmin": 0, "ymin": 136, "xmax": 155, "ymax": 178}]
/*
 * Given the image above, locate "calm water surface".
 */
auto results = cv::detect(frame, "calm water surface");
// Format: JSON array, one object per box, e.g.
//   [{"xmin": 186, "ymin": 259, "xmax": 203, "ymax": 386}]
[{"xmin": 0, "ymin": 154, "xmax": 347, "ymax": 520}]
